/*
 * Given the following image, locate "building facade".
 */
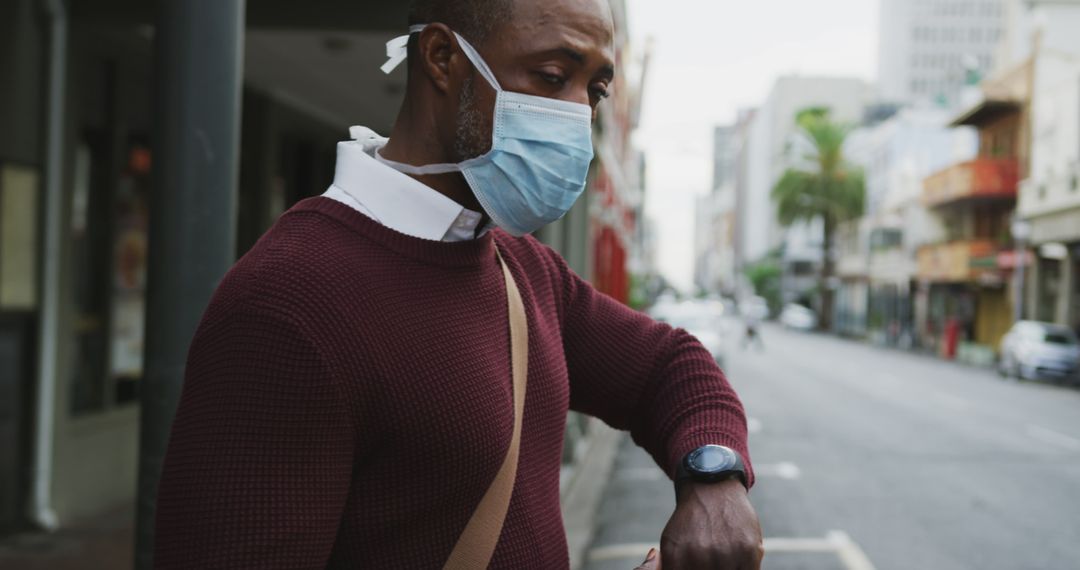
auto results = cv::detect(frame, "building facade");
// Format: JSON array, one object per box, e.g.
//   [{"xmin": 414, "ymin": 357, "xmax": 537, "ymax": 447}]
[
  {"xmin": 693, "ymin": 125, "xmax": 741, "ymax": 296},
  {"xmin": 738, "ymin": 76, "xmax": 871, "ymax": 308},
  {"xmin": 833, "ymin": 217, "xmax": 872, "ymax": 337},
  {"xmin": 1008, "ymin": 0, "xmax": 1080, "ymax": 333},
  {"xmin": 878, "ymin": 0, "xmax": 1008, "ymax": 107},
  {"xmin": 693, "ymin": 183, "xmax": 737, "ymax": 296},
  {"xmin": 915, "ymin": 62, "xmax": 1029, "ymax": 362},
  {"xmin": 575, "ymin": 0, "xmax": 646, "ymax": 306},
  {"xmin": 840, "ymin": 108, "xmax": 978, "ymax": 344}
]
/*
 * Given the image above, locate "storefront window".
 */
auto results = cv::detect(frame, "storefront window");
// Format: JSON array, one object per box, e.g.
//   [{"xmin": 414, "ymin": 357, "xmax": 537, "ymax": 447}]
[
  {"xmin": 1036, "ymin": 257, "xmax": 1061, "ymax": 323},
  {"xmin": 1071, "ymin": 248, "xmax": 1080, "ymax": 334},
  {"xmin": 69, "ymin": 138, "xmax": 150, "ymax": 415},
  {"xmin": 109, "ymin": 151, "xmax": 149, "ymax": 402},
  {"xmin": 70, "ymin": 143, "xmax": 108, "ymax": 414},
  {"xmin": 0, "ymin": 164, "xmax": 40, "ymax": 311}
]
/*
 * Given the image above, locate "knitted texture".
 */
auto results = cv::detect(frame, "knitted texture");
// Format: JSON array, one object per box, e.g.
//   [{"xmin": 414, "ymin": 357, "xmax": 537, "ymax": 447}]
[{"xmin": 154, "ymin": 197, "xmax": 753, "ymax": 569}]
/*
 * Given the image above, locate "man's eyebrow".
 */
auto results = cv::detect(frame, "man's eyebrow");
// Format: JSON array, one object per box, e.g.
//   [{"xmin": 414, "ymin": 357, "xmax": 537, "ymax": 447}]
[
  {"xmin": 558, "ymin": 47, "xmax": 587, "ymax": 64},
  {"xmin": 554, "ymin": 47, "xmax": 616, "ymax": 80}
]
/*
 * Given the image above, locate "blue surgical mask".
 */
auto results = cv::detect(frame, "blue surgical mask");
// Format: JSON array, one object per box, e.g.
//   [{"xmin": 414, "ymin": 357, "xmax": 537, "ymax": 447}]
[{"xmin": 379, "ymin": 25, "xmax": 595, "ymax": 237}]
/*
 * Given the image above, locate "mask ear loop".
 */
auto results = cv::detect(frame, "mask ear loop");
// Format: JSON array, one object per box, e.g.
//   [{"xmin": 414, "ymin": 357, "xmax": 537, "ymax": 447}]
[
  {"xmin": 375, "ymin": 25, "xmax": 505, "ymax": 175},
  {"xmin": 374, "ymin": 152, "xmax": 462, "ymax": 175},
  {"xmin": 450, "ymin": 33, "xmax": 504, "ymax": 94},
  {"xmin": 382, "ymin": 24, "xmax": 503, "ymax": 97}
]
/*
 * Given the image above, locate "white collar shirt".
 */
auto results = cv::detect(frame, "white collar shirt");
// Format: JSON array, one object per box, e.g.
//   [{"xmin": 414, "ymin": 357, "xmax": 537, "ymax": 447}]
[{"xmin": 322, "ymin": 126, "xmax": 486, "ymax": 242}]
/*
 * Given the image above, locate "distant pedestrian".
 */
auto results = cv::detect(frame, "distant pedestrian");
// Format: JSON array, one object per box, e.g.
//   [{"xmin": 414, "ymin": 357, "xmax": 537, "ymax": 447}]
[
  {"xmin": 153, "ymin": 1, "xmax": 762, "ymax": 569},
  {"xmin": 742, "ymin": 314, "xmax": 765, "ymax": 351}
]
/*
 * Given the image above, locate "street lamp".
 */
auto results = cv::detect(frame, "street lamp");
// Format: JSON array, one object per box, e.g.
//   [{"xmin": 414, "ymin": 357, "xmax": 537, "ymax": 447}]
[{"xmin": 1011, "ymin": 217, "xmax": 1032, "ymax": 324}]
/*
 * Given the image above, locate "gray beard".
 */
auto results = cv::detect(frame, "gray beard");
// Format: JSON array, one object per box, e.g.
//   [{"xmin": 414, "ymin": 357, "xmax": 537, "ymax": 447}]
[{"xmin": 453, "ymin": 76, "xmax": 491, "ymax": 162}]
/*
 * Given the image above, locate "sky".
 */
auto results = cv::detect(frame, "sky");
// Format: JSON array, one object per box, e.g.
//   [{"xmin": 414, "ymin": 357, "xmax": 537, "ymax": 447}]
[{"xmin": 625, "ymin": 0, "xmax": 880, "ymax": 291}]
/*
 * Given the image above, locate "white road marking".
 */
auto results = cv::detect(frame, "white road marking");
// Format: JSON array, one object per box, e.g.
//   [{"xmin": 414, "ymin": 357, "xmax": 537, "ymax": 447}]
[
  {"xmin": 587, "ymin": 543, "xmax": 656, "ymax": 562},
  {"xmin": 1026, "ymin": 424, "xmax": 1080, "ymax": 451},
  {"xmin": 587, "ymin": 531, "xmax": 876, "ymax": 570},
  {"xmin": 828, "ymin": 530, "xmax": 878, "ymax": 570},
  {"xmin": 764, "ymin": 536, "xmax": 837, "ymax": 552},
  {"xmin": 747, "ymin": 417, "xmax": 764, "ymax": 434},
  {"xmin": 616, "ymin": 467, "xmax": 665, "ymax": 482},
  {"xmin": 754, "ymin": 461, "xmax": 802, "ymax": 480}
]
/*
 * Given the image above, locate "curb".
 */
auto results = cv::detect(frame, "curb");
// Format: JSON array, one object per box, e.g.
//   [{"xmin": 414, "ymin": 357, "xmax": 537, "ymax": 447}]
[{"xmin": 559, "ymin": 421, "xmax": 623, "ymax": 570}]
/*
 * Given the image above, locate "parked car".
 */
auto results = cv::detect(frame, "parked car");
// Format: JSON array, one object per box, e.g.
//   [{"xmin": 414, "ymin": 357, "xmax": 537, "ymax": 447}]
[
  {"xmin": 998, "ymin": 321, "xmax": 1080, "ymax": 383},
  {"xmin": 779, "ymin": 303, "xmax": 818, "ymax": 331}
]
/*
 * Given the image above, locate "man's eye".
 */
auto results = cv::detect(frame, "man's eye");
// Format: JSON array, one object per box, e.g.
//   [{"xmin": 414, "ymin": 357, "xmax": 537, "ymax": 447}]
[
  {"xmin": 591, "ymin": 86, "xmax": 611, "ymax": 100},
  {"xmin": 538, "ymin": 72, "xmax": 567, "ymax": 86}
]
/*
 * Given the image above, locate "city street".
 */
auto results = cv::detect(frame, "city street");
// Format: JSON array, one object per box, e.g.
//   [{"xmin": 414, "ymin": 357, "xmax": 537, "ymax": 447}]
[{"xmin": 582, "ymin": 323, "xmax": 1080, "ymax": 570}]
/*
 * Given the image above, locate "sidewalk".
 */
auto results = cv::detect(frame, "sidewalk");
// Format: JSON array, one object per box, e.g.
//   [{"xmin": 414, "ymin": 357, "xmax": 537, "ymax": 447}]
[
  {"xmin": 0, "ymin": 505, "xmax": 133, "ymax": 570},
  {"xmin": 581, "ymin": 434, "xmax": 669, "ymax": 570}
]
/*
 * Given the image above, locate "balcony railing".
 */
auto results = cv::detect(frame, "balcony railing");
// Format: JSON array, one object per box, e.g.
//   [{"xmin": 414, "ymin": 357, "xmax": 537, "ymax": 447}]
[
  {"xmin": 922, "ymin": 158, "xmax": 1019, "ymax": 208},
  {"xmin": 916, "ymin": 239, "xmax": 1000, "ymax": 282}
]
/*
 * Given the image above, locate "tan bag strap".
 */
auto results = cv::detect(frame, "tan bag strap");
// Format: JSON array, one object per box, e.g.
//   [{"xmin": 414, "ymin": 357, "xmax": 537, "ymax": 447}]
[{"xmin": 443, "ymin": 249, "xmax": 529, "ymax": 570}]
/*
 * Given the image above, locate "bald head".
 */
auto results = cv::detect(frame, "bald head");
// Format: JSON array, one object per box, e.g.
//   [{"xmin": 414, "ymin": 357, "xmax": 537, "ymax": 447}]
[
  {"xmin": 403, "ymin": 0, "xmax": 614, "ymax": 101},
  {"xmin": 408, "ymin": 0, "xmax": 515, "ymax": 48}
]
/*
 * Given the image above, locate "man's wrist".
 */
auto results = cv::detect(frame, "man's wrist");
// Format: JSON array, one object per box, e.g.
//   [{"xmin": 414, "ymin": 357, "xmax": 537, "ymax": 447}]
[
  {"xmin": 673, "ymin": 444, "xmax": 748, "ymax": 497},
  {"xmin": 676, "ymin": 477, "xmax": 746, "ymax": 505}
]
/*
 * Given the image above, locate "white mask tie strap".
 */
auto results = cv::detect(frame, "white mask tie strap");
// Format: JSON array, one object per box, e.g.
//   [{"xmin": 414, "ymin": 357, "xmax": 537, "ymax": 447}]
[{"xmin": 381, "ymin": 24, "xmax": 429, "ymax": 74}]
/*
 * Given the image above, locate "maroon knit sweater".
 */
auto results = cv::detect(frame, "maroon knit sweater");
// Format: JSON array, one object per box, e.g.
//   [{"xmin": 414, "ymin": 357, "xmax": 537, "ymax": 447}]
[{"xmin": 154, "ymin": 197, "xmax": 752, "ymax": 569}]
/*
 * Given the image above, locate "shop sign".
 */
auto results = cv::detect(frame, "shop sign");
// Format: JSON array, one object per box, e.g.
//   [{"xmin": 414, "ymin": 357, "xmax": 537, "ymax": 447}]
[
  {"xmin": 1039, "ymin": 242, "xmax": 1069, "ymax": 260},
  {"xmin": 1030, "ymin": 206, "xmax": 1080, "ymax": 243},
  {"xmin": 996, "ymin": 249, "xmax": 1035, "ymax": 269},
  {"xmin": 918, "ymin": 240, "xmax": 997, "ymax": 281}
]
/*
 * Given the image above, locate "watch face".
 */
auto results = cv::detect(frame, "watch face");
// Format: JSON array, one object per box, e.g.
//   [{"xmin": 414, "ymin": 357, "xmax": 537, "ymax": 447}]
[{"xmin": 689, "ymin": 445, "xmax": 737, "ymax": 474}]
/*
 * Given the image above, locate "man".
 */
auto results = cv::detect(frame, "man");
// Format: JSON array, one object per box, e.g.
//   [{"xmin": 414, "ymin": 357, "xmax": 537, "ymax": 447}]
[
  {"xmin": 154, "ymin": 0, "xmax": 763, "ymax": 568},
  {"xmin": 742, "ymin": 313, "xmax": 764, "ymax": 351}
]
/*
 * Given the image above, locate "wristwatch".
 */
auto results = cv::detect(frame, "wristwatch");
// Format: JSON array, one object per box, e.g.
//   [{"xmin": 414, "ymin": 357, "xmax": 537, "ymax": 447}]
[{"xmin": 674, "ymin": 445, "xmax": 748, "ymax": 494}]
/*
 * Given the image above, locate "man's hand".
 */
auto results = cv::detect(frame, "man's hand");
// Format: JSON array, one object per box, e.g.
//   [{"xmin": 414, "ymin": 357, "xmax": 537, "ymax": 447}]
[{"xmin": 636, "ymin": 478, "xmax": 763, "ymax": 569}]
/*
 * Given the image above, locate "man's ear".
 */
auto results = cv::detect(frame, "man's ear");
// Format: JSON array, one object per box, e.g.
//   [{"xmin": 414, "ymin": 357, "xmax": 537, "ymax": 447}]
[{"xmin": 414, "ymin": 23, "xmax": 458, "ymax": 94}]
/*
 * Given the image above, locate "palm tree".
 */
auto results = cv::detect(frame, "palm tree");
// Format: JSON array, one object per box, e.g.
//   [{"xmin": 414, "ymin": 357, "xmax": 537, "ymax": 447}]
[{"xmin": 771, "ymin": 107, "xmax": 865, "ymax": 331}]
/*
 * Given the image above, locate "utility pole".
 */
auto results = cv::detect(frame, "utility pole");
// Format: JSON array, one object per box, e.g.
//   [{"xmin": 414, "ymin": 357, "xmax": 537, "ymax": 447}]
[
  {"xmin": 1012, "ymin": 217, "xmax": 1032, "ymax": 324},
  {"xmin": 135, "ymin": 1, "xmax": 245, "ymax": 568}
]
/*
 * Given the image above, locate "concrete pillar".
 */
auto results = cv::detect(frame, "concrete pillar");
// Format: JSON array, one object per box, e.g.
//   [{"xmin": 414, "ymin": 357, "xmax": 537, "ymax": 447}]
[
  {"xmin": 0, "ymin": 0, "xmax": 45, "ymax": 164},
  {"xmin": 1026, "ymin": 251, "xmax": 1039, "ymax": 322},
  {"xmin": 1058, "ymin": 249, "xmax": 1075, "ymax": 325},
  {"xmin": 135, "ymin": 1, "xmax": 245, "ymax": 567},
  {"xmin": 914, "ymin": 282, "xmax": 929, "ymax": 349}
]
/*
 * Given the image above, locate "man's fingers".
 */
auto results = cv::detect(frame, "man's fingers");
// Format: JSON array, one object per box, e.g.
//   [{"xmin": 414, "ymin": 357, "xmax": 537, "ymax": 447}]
[{"xmin": 633, "ymin": 547, "xmax": 661, "ymax": 570}]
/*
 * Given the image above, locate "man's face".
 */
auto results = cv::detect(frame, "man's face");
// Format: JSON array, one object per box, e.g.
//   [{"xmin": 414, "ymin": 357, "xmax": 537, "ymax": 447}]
[{"xmin": 450, "ymin": 0, "xmax": 616, "ymax": 162}]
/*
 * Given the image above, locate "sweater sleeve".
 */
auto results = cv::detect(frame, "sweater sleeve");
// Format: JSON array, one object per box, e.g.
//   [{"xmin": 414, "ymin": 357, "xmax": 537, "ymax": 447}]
[
  {"xmin": 154, "ymin": 299, "xmax": 356, "ymax": 569},
  {"xmin": 552, "ymin": 253, "xmax": 754, "ymax": 486}
]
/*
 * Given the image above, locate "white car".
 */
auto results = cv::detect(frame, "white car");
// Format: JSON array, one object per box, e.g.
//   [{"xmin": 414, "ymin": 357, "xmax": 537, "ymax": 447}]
[
  {"xmin": 998, "ymin": 321, "xmax": 1080, "ymax": 383},
  {"xmin": 779, "ymin": 304, "xmax": 818, "ymax": 331}
]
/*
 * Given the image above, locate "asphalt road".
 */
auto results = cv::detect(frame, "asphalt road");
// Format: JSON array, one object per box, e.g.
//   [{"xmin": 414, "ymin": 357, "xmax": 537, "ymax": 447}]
[{"xmin": 582, "ymin": 322, "xmax": 1080, "ymax": 570}]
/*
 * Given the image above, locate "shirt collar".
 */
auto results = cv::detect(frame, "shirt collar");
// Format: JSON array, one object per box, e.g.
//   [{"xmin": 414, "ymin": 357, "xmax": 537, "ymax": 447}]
[{"xmin": 327, "ymin": 126, "xmax": 487, "ymax": 242}]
